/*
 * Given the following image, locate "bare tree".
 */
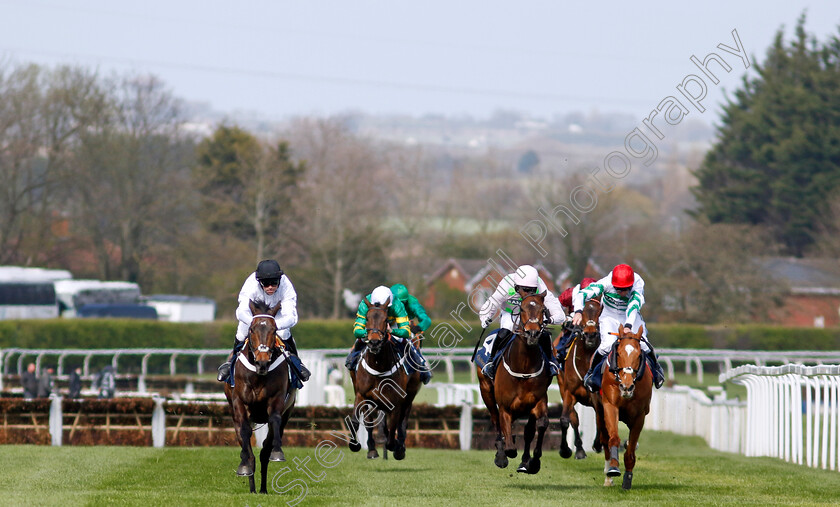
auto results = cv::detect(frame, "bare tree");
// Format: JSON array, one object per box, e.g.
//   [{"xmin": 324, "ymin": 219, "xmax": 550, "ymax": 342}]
[{"xmin": 67, "ymin": 74, "xmax": 193, "ymax": 283}]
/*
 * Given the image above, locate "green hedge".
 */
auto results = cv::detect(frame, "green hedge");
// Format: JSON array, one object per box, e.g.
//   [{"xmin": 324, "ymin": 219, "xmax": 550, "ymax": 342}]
[{"xmin": 0, "ymin": 319, "xmax": 838, "ymax": 351}]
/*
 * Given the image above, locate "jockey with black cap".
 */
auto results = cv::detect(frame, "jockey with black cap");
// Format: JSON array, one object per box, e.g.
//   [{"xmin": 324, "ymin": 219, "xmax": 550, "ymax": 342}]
[
  {"xmin": 216, "ymin": 260, "xmax": 311, "ymax": 383},
  {"xmin": 479, "ymin": 264, "xmax": 565, "ymax": 379}
]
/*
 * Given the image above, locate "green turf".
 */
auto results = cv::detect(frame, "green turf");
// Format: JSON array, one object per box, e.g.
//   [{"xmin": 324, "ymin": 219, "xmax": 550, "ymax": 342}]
[{"xmin": 2, "ymin": 431, "xmax": 840, "ymax": 506}]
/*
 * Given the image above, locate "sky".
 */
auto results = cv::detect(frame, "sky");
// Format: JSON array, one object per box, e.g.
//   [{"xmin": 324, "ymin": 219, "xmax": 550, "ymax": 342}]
[{"xmin": 0, "ymin": 0, "xmax": 838, "ymax": 126}]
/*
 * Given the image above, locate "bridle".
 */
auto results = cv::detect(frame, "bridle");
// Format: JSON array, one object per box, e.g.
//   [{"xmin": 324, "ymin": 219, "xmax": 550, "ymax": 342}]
[{"xmin": 609, "ymin": 334, "xmax": 646, "ymax": 394}]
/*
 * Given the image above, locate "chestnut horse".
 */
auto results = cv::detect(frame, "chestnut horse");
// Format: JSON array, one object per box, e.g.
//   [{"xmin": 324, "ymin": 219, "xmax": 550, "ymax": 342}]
[
  {"xmin": 556, "ymin": 298, "xmax": 603, "ymax": 459},
  {"xmin": 348, "ymin": 297, "xmax": 421, "ymax": 460},
  {"xmin": 591, "ymin": 325, "xmax": 652, "ymax": 490},
  {"xmin": 477, "ymin": 290, "xmax": 552, "ymax": 474},
  {"xmin": 224, "ymin": 300, "xmax": 297, "ymax": 494}
]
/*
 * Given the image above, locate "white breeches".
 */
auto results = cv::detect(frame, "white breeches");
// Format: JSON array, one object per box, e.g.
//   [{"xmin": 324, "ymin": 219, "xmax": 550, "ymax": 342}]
[{"xmin": 596, "ymin": 311, "xmax": 650, "ymax": 355}]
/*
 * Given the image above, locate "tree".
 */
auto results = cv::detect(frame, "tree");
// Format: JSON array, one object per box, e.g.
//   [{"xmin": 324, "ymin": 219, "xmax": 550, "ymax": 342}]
[
  {"xmin": 194, "ymin": 127, "xmax": 306, "ymax": 262},
  {"xmin": 67, "ymin": 74, "xmax": 194, "ymax": 283},
  {"xmin": 691, "ymin": 16, "xmax": 840, "ymax": 255},
  {"xmin": 285, "ymin": 118, "xmax": 390, "ymax": 318}
]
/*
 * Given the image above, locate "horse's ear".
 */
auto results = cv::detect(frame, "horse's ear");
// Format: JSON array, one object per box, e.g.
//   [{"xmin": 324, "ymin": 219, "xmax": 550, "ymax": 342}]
[
  {"xmin": 268, "ymin": 301, "xmax": 282, "ymax": 317},
  {"xmin": 635, "ymin": 325, "xmax": 645, "ymax": 339},
  {"xmin": 384, "ymin": 296, "xmax": 391, "ymax": 307},
  {"xmin": 249, "ymin": 300, "xmax": 258, "ymax": 314},
  {"xmin": 538, "ymin": 290, "xmax": 547, "ymax": 298},
  {"xmin": 364, "ymin": 296, "xmax": 372, "ymax": 307}
]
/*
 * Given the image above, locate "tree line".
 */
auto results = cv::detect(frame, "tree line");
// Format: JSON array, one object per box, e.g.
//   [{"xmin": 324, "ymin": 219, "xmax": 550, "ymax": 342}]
[{"xmin": 2, "ymin": 17, "xmax": 837, "ymax": 324}]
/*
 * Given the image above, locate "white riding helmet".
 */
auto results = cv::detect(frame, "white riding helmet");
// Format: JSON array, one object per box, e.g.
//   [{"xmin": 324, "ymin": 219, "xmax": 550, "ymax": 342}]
[
  {"xmin": 513, "ymin": 265, "xmax": 539, "ymax": 289},
  {"xmin": 370, "ymin": 285, "xmax": 393, "ymax": 306}
]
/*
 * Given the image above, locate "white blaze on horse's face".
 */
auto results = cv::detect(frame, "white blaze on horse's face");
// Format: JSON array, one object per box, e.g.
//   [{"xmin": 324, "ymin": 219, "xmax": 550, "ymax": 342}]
[{"xmin": 623, "ymin": 343, "xmax": 635, "ymax": 356}]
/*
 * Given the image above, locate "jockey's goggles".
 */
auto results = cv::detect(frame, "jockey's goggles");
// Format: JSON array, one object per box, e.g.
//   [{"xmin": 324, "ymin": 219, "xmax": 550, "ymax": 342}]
[
  {"xmin": 615, "ymin": 286, "xmax": 631, "ymax": 293},
  {"xmin": 259, "ymin": 278, "xmax": 280, "ymax": 288},
  {"xmin": 515, "ymin": 285, "xmax": 537, "ymax": 295}
]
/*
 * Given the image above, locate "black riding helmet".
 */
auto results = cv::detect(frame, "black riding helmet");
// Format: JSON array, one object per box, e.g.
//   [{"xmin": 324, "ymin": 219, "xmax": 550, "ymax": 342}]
[{"xmin": 255, "ymin": 260, "xmax": 284, "ymax": 283}]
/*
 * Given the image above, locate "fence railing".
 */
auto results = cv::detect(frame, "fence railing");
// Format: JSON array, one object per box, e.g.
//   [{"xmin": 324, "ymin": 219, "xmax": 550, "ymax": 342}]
[
  {"xmin": 720, "ymin": 364, "xmax": 840, "ymax": 471},
  {"xmin": 7, "ymin": 347, "xmax": 840, "ymax": 390}
]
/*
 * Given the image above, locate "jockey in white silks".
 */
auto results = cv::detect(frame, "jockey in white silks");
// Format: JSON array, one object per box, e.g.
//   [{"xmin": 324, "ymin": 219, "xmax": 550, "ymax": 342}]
[{"xmin": 478, "ymin": 264, "xmax": 565, "ymax": 379}]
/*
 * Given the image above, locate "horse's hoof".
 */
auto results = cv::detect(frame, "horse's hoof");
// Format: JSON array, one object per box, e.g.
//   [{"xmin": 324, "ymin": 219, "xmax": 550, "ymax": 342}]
[
  {"xmin": 516, "ymin": 463, "xmax": 528, "ymax": 473},
  {"xmin": 593, "ymin": 442, "xmax": 603, "ymax": 453},
  {"xmin": 259, "ymin": 489, "xmax": 267, "ymax": 494},
  {"xmin": 367, "ymin": 450, "xmax": 379, "ymax": 459},
  {"xmin": 394, "ymin": 446, "xmax": 406, "ymax": 460},
  {"xmin": 606, "ymin": 465, "xmax": 621, "ymax": 477},
  {"xmin": 604, "ymin": 476, "xmax": 614, "ymax": 487},
  {"xmin": 505, "ymin": 448, "xmax": 517, "ymax": 459},
  {"xmin": 386, "ymin": 440, "xmax": 397, "ymax": 452},
  {"xmin": 574, "ymin": 449, "xmax": 587, "ymax": 460},
  {"xmin": 622, "ymin": 471, "xmax": 633, "ymax": 490},
  {"xmin": 349, "ymin": 441, "xmax": 361, "ymax": 452},
  {"xmin": 237, "ymin": 465, "xmax": 254, "ymax": 477},
  {"xmin": 269, "ymin": 450, "xmax": 286, "ymax": 462},
  {"xmin": 494, "ymin": 453, "xmax": 508, "ymax": 469},
  {"xmin": 527, "ymin": 457, "xmax": 541, "ymax": 474},
  {"xmin": 559, "ymin": 447, "xmax": 573, "ymax": 459}
]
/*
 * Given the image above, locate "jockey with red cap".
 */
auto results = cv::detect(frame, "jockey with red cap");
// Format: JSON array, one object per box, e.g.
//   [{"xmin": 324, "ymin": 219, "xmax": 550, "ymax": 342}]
[
  {"xmin": 572, "ymin": 264, "xmax": 665, "ymax": 391},
  {"xmin": 555, "ymin": 277, "xmax": 596, "ymax": 371}
]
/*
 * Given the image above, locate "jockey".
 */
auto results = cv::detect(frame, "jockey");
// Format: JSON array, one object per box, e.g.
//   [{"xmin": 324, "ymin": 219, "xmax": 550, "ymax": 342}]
[
  {"xmin": 217, "ymin": 260, "xmax": 311, "ymax": 383},
  {"xmin": 346, "ymin": 285, "xmax": 432, "ymax": 385},
  {"xmin": 555, "ymin": 277, "xmax": 597, "ymax": 371},
  {"xmin": 390, "ymin": 283, "xmax": 432, "ymax": 344},
  {"xmin": 572, "ymin": 264, "xmax": 665, "ymax": 391},
  {"xmin": 478, "ymin": 264, "xmax": 565, "ymax": 379}
]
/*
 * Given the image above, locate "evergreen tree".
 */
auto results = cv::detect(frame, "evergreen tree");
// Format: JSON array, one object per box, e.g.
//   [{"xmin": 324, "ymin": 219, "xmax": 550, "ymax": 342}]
[{"xmin": 691, "ymin": 15, "xmax": 840, "ymax": 255}]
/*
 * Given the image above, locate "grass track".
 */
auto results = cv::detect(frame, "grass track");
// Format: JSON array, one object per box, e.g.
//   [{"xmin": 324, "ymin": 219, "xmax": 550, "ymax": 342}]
[{"xmin": 3, "ymin": 431, "xmax": 840, "ymax": 506}]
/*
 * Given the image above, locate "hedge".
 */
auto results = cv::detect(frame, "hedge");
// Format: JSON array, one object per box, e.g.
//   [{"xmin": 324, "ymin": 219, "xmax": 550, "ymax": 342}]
[{"xmin": 1, "ymin": 319, "xmax": 839, "ymax": 351}]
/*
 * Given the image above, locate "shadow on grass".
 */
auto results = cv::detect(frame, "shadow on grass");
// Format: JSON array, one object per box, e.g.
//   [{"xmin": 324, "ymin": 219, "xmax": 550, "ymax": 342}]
[{"xmin": 506, "ymin": 482, "xmax": 686, "ymax": 492}]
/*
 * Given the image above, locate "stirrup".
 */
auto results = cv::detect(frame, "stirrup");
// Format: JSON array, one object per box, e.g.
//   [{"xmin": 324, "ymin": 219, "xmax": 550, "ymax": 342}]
[{"xmin": 481, "ymin": 361, "xmax": 495, "ymax": 380}]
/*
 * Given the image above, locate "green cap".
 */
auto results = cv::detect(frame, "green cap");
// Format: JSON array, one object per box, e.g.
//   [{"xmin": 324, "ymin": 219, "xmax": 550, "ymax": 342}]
[{"xmin": 391, "ymin": 283, "xmax": 409, "ymax": 302}]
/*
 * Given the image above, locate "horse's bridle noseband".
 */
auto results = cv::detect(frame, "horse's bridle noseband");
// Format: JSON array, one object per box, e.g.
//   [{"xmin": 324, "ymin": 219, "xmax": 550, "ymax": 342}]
[{"xmin": 610, "ymin": 336, "xmax": 644, "ymax": 385}]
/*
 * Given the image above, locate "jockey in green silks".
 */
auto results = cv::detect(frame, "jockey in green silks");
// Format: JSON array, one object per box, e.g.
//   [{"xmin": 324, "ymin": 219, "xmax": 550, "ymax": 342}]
[{"xmin": 346, "ymin": 285, "xmax": 432, "ymax": 384}]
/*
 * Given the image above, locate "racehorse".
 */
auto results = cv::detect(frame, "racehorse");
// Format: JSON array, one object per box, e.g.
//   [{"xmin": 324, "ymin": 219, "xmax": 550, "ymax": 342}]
[
  {"xmin": 348, "ymin": 296, "xmax": 422, "ymax": 460},
  {"xmin": 477, "ymin": 290, "xmax": 553, "ymax": 474},
  {"xmin": 224, "ymin": 300, "xmax": 297, "ymax": 494},
  {"xmin": 591, "ymin": 324, "xmax": 652, "ymax": 489},
  {"xmin": 556, "ymin": 298, "xmax": 604, "ymax": 459}
]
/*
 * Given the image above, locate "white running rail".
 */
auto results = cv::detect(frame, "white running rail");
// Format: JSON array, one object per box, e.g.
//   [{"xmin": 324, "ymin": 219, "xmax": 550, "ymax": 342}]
[{"xmin": 720, "ymin": 364, "xmax": 840, "ymax": 471}]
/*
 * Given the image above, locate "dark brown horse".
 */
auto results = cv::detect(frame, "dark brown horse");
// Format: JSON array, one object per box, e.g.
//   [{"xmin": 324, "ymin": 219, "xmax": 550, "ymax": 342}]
[
  {"xmin": 224, "ymin": 300, "xmax": 297, "ymax": 494},
  {"xmin": 556, "ymin": 298, "xmax": 603, "ymax": 459},
  {"xmin": 591, "ymin": 325, "xmax": 652, "ymax": 489},
  {"xmin": 477, "ymin": 290, "xmax": 552, "ymax": 474},
  {"xmin": 348, "ymin": 297, "xmax": 421, "ymax": 460}
]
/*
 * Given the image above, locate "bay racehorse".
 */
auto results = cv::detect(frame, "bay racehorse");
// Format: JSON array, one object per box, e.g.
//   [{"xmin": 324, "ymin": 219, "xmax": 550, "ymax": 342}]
[
  {"xmin": 477, "ymin": 289, "xmax": 552, "ymax": 474},
  {"xmin": 348, "ymin": 296, "xmax": 421, "ymax": 460},
  {"xmin": 224, "ymin": 300, "xmax": 297, "ymax": 494},
  {"xmin": 556, "ymin": 297, "xmax": 604, "ymax": 459},
  {"xmin": 591, "ymin": 324, "xmax": 652, "ymax": 489}
]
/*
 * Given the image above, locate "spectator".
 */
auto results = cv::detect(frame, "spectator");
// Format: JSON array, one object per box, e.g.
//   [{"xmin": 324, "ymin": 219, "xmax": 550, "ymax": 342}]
[
  {"xmin": 20, "ymin": 363, "xmax": 38, "ymax": 399},
  {"xmin": 68, "ymin": 367, "xmax": 82, "ymax": 398},
  {"xmin": 37, "ymin": 367, "xmax": 54, "ymax": 398},
  {"xmin": 95, "ymin": 365, "xmax": 116, "ymax": 399}
]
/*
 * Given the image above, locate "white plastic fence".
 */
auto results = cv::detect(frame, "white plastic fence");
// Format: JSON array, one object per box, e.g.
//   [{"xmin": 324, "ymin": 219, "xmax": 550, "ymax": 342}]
[{"xmin": 719, "ymin": 364, "xmax": 840, "ymax": 471}]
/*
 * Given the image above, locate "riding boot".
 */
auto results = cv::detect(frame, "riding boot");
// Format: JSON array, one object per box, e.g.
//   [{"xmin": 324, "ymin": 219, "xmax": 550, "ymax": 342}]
[
  {"xmin": 282, "ymin": 335, "xmax": 311, "ymax": 382},
  {"xmin": 646, "ymin": 351, "xmax": 666, "ymax": 389},
  {"xmin": 540, "ymin": 331, "xmax": 561, "ymax": 376},
  {"xmin": 217, "ymin": 338, "xmax": 245, "ymax": 382},
  {"xmin": 482, "ymin": 328, "xmax": 513, "ymax": 380},
  {"xmin": 407, "ymin": 343, "xmax": 432, "ymax": 385},
  {"xmin": 556, "ymin": 332, "xmax": 571, "ymax": 372},
  {"xmin": 345, "ymin": 338, "xmax": 366, "ymax": 371},
  {"xmin": 583, "ymin": 350, "xmax": 606, "ymax": 393}
]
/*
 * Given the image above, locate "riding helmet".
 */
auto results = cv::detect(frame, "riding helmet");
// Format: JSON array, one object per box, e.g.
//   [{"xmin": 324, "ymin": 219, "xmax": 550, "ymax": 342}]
[
  {"xmin": 611, "ymin": 264, "xmax": 634, "ymax": 289},
  {"xmin": 391, "ymin": 283, "xmax": 409, "ymax": 302},
  {"xmin": 255, "ymin": 260, "xmax": 284, "ymax": 281}
]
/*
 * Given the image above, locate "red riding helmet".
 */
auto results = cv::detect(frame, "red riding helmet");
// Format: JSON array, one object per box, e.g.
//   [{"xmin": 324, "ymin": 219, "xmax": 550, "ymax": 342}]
[
  {"xmin": 611, "ymin": 264, "xmax": 634, "ymax": 289},
  {"xmin": 559, "ymin": 288, "xmax": 573, "ymax": 309},
  {"xmin": 580, "ymin": 277, "xmax": 596, "ymax": 290}
]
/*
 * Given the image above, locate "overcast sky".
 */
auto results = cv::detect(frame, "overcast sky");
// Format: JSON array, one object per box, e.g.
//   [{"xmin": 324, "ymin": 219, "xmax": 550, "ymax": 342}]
[{"xmin": 1, "ymin": 1, "xmax": 838, "ymax": 126}]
